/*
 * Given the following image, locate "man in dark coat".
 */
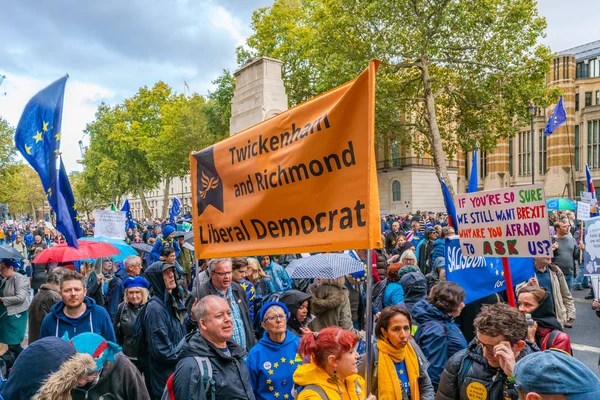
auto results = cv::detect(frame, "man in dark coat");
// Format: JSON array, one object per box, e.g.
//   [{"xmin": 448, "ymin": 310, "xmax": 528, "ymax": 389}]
[
  {"xmin": 173, "ymin": 295, "xmax": 255, "ymax": 400},
  {"xmin": 142, "ymin": 262, "xmax": 187, "ymax": 400},
  {"xmin": 436, "ymin": 303, "xmax": 539, "ymax": 400},
  {"xmin": 28, "ymin": 267, "xmax": 66, "ymax": 344},
  {"xmin": 186, "ymin": 258, "xmax": 257, "ymax": 352}
]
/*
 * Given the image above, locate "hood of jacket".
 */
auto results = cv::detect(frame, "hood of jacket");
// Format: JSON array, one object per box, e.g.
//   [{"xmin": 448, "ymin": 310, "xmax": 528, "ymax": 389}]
[
  {"xmin": 411, "ymin": 299, "xmax": 453, "ymax": 325},
  {"xmin": 432, "ymin": 238, "xmax": 444, "ymax": 247},
  {"xmin": 293, "ymin": 362, "xmax": 364, "ymax": 397},
  {"xmin": 2, "ymin": 337, "xmax": 77, "ymax": 400},
  {"xmin": 307, "ymin": 283, "xmax": 347, "ymax": 316},
  {"xmin": 258, "ymin": 329, "xmax": 298, "ymax": 351},
  {"xmin": 32, "ymin": 353, "xmax": 96, "ymax": 400},
  {"xmin": 397, "ymin": 265, "xmax": 420, "ymax": 280},
  {"xmin": 146, "ymin": 261, "xmax": 167, "ymax": 295},
  {"xmin": 531, "ymin": 292, "xmax": 563, "ymax": 331},
  {"xmin": 280, "ymin": 290, "xmax": 311, "ymax": 315},
  {"xmin": 50, "ymin": 296, "xmax": 96, "ymax": 323},
  {"xmin": 400, "ymin": 271, "xmax": 427, "ymax": 299},
  {"xmin": 176, "ymin": 331, "xmax": 247, "ymax": 361}
]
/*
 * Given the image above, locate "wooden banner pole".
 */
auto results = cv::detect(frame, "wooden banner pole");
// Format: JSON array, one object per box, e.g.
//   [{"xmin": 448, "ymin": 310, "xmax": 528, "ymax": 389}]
[{"xmin": 502, "ymin": 257, "xmax": 516, "ymax": 307}]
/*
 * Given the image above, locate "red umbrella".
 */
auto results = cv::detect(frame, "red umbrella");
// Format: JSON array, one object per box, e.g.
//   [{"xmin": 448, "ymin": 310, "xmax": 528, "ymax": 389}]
[{"xmin": 33, "ymin": 240, "xmax": 120, "ymax": 263}]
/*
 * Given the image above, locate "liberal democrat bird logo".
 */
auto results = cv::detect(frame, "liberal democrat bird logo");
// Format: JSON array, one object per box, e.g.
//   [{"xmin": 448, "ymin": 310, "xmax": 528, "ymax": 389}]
[{"xmin": 199, "ymin": 171, "xmax": 220, "ymax": 199}]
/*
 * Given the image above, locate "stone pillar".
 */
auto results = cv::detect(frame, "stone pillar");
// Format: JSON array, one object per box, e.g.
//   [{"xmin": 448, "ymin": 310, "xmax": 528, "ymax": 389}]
[
  {"xmin": 229, "ymin": 57, "xmax": 289, "ymax": 135},
  {"xmin": 485, "ymin": 138, "xmax": 510, "ymax": 190},
  {"xmin": 545, "ymin": 54, "xmax": 577, "ymax": 197}
]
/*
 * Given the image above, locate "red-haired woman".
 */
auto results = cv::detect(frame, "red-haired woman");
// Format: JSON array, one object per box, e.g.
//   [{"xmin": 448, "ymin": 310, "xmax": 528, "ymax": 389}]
[{"xmin": 293, "ymin": 326, "xmax": 375, "ymax": 400}]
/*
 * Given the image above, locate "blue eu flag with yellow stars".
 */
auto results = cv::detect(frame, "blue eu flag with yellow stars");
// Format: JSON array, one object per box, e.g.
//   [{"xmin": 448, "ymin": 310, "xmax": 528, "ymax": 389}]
[
  {"xmin": 169, "ymin": 197, "xmax": 181, "ymax": 225},
  {"xmin": 544, "ymin": 96, "xmax": 567, "ymax": 136},
  {"xmin": 14, "ymin": 76, "xmax": 81, "ymax": 248},
  {"xmin": 121, "ymin": 199, "xmax": 135, "ymax": 231}
]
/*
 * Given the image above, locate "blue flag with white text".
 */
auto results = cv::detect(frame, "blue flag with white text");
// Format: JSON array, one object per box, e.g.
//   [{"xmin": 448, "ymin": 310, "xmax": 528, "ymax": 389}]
[
  {"xmin": 445, "ymin": 237, "xmax": 534, "ymax": 303},
  {"xmin": 14, "ymin": 76, "xmax": 79, "ymax": 248},
  {"xmin": 544, "ymin": 96, "xmax": 566, "ymax": 136}
]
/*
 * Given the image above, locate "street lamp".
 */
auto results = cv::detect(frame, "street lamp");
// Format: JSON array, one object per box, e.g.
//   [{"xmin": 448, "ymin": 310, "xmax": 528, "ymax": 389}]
[{"xmin": 528, "ymin": 102, "xmax": 536, "ymax": 185}]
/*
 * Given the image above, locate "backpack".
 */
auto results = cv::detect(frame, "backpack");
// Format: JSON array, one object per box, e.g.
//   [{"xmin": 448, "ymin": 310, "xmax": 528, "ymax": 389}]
[
  {"xmin": 253, "ymin": 292, "xmax": 283, "ymax": 336},
  {"xmin": 130, "ymin": 301, "xmax": 150, "ymax": 366},
  {"xmin": 161, "ymin": 356, "xmax": 215, "ymax": 400},
  {"xmin": 371, "ymin": 279, "xmax": 387, "ymax": 313}
]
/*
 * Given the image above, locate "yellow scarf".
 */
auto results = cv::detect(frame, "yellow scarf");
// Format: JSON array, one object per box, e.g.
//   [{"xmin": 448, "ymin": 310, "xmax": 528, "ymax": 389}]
[{"xmin": 377, "ymin": 339, "xmax": 420, "ymax": 400}]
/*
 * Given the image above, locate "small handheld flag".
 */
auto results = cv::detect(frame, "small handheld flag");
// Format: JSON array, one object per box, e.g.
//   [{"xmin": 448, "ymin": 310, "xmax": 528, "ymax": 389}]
[
  {"xmin": 440, "ymin": 175, "xmax": 457, "ymax": 228},
  {"xmin": 468, "ymin": 145, "xmax": 478, "ymax": 193}
]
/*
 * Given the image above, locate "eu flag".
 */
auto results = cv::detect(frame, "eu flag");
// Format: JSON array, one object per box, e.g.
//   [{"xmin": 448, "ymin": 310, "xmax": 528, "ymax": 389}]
[
  {"xmin": 14, "ymin": 76, "xmax": 80, "ymax": 248},
  {"xmin": 57, "ymin": 157, "xmax": 83, "ymax": 242},
  {"xmin": 440, "ymin": 175, "xmax": 457, "ymax": 229},
  {"xmin": 544, "ymin": 96, "xmax": 567, "ymax": 136},
  {"xmin": 170, "ymin": 197, "xmax": 181, "ymax": 225},
  {"xmin": 121, "ymin": 199, "xmax": 135, "ymax": 231}
]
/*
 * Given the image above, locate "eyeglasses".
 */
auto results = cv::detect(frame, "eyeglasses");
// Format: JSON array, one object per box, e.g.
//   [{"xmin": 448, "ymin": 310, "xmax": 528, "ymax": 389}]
[
  {"xmin": 264, "ymin": 315, "xmax": 286, "ymax": 323},
  {"xmin": 213, "ymin": 270, "xmax": 232, "ymax": 277},
  {"xmin": 476, "ymin": 338, "xmax": 514, "ymax": 353}
]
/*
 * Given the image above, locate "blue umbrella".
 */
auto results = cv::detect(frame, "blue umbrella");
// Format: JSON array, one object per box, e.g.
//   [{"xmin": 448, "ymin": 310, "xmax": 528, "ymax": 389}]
[
  {"xmin": 546, "ymin": 198, "xmax": 576, "ymax": 211},
  {"xmin": 80, "ymin": 236, "xmax": 138, "ymax": 262},
  {"xmin": 286, "ymin": 253, "xmax": 365, "ymax": 279}
]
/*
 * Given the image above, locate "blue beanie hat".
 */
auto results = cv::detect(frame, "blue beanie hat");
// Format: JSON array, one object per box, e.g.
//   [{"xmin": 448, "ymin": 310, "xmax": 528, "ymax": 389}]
[
  {"xmin": 259, "ymin": 301, "xmax": 290, "ymax": 323},
  {"xmin": 65, "ymin": 332, "xmax": 122, "ymax": 372},
  {"xmin": 123, "ymin": 276, "xmax": 150, "ymax": 290},
  {"xmin": 162, "ymin": 225, "xmax": 175, "ymax": 238},
  {"xmin": 1, "ymin": 258, "xmax": 20, "ymax": 269},
  {"xmin": 514, "ymin": 350, "xmax": 600, "ymax": 399}
]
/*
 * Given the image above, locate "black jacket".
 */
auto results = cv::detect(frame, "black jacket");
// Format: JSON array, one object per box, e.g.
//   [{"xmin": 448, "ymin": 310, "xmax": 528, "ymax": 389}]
[
  {"xmin": 173, "ymin": 332, "xmax": 255, "ymax": 400},
  {"xmin": 436, "ymin": 339, "xmax": 539, "ymax": 400},
  {"xmin": 186, "ymin": 280, "xmax": 257, "ymax": 351}
]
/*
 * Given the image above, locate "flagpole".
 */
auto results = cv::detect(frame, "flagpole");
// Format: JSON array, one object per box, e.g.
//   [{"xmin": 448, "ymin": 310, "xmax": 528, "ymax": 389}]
[
  {"xmin": 502, "ymin": 257, "xmax": 516, "ymax": 307},
  {"xmin": 565, "ymin": 123, "xmax": 577, "ymax": 199},
  {"xmin": 364, "ymin": 249, "xmax": 374, "ymax": 393}
]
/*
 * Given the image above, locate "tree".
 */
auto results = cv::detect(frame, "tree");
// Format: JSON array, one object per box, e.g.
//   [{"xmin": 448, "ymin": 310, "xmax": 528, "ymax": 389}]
[
  {"xmin": 71, "ymin": 171, "xmax": 107, "ymax": 220},
  {"xmin": 204, "ymin": 70, "xmax": 235, "ymax": 139},
  {"xmin": 239, "ymin": 0, "xmax": 557, "ymax": 196},
  {"xmin": 0, "ymin": 163, "xmax": 46, "ymax": 219},
  {"xmin": 0, "ymin": 118, "xmax": 18, "ymax": 170}
]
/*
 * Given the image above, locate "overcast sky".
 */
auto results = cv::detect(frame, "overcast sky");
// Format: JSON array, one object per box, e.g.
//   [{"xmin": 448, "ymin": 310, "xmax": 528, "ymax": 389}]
[{"xmin": 0, "ymin": 0, "xmax": 598, "ymax": 173}]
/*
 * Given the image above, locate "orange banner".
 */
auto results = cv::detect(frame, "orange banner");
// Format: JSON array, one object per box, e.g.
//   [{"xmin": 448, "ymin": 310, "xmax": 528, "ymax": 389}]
[{"xmin": 191, "ymin": 60, "xmax": 381, "ymax": 258}]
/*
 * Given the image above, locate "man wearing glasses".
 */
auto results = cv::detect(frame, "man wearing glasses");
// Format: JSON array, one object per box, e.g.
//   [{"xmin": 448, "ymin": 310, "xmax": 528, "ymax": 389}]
[
  {"xmin": 187, "ymin": 258, "xmax": 256, "ymax": 352},
  {"xmin": 436, "ymin": 303, "xmax": 538, "ymax": 400}
]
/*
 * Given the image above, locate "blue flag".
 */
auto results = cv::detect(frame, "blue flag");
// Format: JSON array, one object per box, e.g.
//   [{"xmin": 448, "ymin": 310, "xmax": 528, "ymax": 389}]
[
  {"xmin": 440, "ymin": 175, "xmax": 457, "ymax": 229},
  {"xmin": 14, "ymin": 76, "xmax": 79, "ymax": 248},
  {"xmin": 169, "ymin": 197, "xmax": 181, "ymax": 224},
  {"xmin": 468, "ymin": 146, "xmax": 478, "ymax": 193},
  {"xmin": 445, "ymin": 237, "xmax": 534, "ymax": 303},
  {"xmin": 544, "ymin": 96, "xmax": 566, "ymax": 136},
  {"xmin": 57, "ymin": 158, "xmax": 83, "ymax": 242},
  {"xmin": 121, "ymin": 199, "xmax": 135, "ymax": 231}
]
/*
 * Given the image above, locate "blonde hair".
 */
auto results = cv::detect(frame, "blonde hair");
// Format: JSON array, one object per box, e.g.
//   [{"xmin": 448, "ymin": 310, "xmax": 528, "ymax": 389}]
[
  {"xmin": 400, "ymin": 249, "xmax": 417, "ymax": 265},
  {"xmin": 124, "ymin": 287, "xmax": 150, "ymax": 305},
  {"xmin": 247, "ymin": 257, "xmax": 268, "ymax": 283},
  {"xmin": 319, "ymin": 277, "xmax": 345, "ymax": 289}
]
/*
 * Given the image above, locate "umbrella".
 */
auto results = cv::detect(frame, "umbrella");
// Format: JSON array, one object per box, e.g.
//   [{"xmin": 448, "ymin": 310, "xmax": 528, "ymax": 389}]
[
  {"xmin": 286, "ymin": 253, "xmax": 365, "ymax": 279},
  {"xmin": 130, "ymin": 242, "xmax": 153, "ymax": 253},
  {"xmin": 0, "ymin": 245, "xmax": 25, "ymax": 259},
  {"xmin": 546, "ymin": 198, "xmax": 576, "ymax": 211},
  {"xmin": 182, "ymin": 242, "xmax": 194, "ymax": 251},
  {"xmin": 174, "ymin": 230, "xmax": 194, "ymax": 244},
  {"xmin": 80, "ymin": 236, "xmax": 138, "ymax": 262},
  {"xmin": 33, "ymin": 241, "xmax": 119, "ymax": 264}
]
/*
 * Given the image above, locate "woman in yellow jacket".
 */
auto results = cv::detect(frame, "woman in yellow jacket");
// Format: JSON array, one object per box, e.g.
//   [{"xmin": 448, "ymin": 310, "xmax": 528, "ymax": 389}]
[{"xmin": 293, "ymin": 326, "xmax": 376, "ymax": 400}]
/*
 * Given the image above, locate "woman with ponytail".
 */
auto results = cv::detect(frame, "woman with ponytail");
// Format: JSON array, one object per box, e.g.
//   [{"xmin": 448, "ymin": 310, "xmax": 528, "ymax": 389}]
[
  {"xmin": 293, "ymin": 326, "xmax": 375, "ymax": 400},
  {"xmin": 371, "ymin": 306, "xmax": 434, "ymax": 400}
]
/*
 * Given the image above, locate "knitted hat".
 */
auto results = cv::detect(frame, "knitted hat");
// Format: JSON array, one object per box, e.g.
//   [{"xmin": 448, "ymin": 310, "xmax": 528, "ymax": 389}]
[
  {"xmin": 64, "ymin": 332, "xmax": 121, "ymax": 372},
  {"xmin": 162, "ymin": 225, "xmax": 175, "ymax": 238},
  {"xmin": 1, "ymin": 258, "xmax": 20, "ymax": 269},
  {"xmin": 259, "ymin": 301, "xmax": 290, "ymax": 323}
]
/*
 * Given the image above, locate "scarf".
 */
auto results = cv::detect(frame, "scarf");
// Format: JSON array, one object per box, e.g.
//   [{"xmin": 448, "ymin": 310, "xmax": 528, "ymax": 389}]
[{"xmin": 377, "ymin": 339, "xmax": 420, "ymax": 400}]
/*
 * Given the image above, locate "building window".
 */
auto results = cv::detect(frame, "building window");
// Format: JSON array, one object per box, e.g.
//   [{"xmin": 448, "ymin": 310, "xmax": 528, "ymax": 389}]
[
  {"xmin": 479, "ymin": 151, "xmax": 487, "ymax": 180},
  {"xmin": 509, "ymin": 137, "xmax": 514, "ymax": 177},
  {"xmin": 576, "ymin": 62, "xmax": 588, "ymax": 79},
  {"xmin": 538, "ymin": 129, "xmax": 547, "ymax": 174},
  {"xmin": 392, "ymin": 181, "xmax": 401, "ymax": 202},
  {"xmin": 391, "ymin": 140, "xmax": 400, "ymax": 167},
  {"xmin": 589, "ymin": 120, "xmax": 600, "ymax": 169},
  {"xmin": 591, "ymin": 59, "xmax": 599, "ymax": 78},
  {"xmin": 586, "ymin": 92, "xmax": 593, "ymax": 107},
  {"xmin": 575, "ymin": 125, "xmax": 580, "ymax": 171},
  {"xmin": 518, "ymin": 131, "xmax": 531, "ymax": 176},
  {"xmin": 596, "ymin": 91, "xmax": 600, "ymax": 105},
  {"xmin": 564, "ymin": 57, "xmax": 569, "ymax": 79},
  {"xmin": 576, "ymin": 93, "xmax": 579, "ymax": 111}
]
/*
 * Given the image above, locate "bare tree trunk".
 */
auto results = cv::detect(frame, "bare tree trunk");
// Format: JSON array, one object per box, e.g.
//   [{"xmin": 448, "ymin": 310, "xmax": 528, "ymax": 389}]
[
  {"xmin": 29, "ymin": 199, "xmax": 36, "ymax": 221},
  {"xmin": 421, "ymin": 55, "xmax": 455, "ymax": 200},
  {"xmin": 162, "ymin": 179, "xmax": 171, "ymax": 220}
]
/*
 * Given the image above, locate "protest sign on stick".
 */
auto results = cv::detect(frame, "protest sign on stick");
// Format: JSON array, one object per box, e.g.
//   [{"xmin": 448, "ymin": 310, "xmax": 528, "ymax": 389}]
[
  {"xmin": 577, "ymin": 201, "xmax": 591, "ymax": 220},
  {"xmin": 582, "ymin": 216, "xmax": 600, "ymax": 276},
  {"xmin": 94, "ymin": 210, "xmax": 126, "ymax": 239},
  {"xmin": 455, "ymin": 184, "xmax": 550, "ymax": 306}
]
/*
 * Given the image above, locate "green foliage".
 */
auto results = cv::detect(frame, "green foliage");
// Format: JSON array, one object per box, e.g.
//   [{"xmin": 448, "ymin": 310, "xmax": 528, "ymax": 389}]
[
  {"xmin": 204, "ymin": 70, "xmax": 235, "ymax": 139},
  {"xmin": 239, "ymin": 0, "xmax": 557, "ymax": 194},
  {"xmin": 0, "ymin": 163, "xmax": 45, "ymax": 218},
  {"xmin": 0, "ymin": 118, "xmax": 18, "ymax": 170}
]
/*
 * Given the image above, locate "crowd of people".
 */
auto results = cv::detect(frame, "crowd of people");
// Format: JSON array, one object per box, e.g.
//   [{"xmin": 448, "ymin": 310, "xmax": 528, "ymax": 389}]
[{"xmin": 0, "ymin": 210, "xmax": 599, "ymax": 399}]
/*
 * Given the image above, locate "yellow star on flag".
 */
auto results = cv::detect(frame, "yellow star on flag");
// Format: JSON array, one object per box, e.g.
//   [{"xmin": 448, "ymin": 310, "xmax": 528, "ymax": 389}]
[
  {"xmin": 266, "ymin": 379, "xmax": 272, "ymax": 385},
  {"xmin": 399, "ymin": 369, "xmax": 404, "ymax": 374},
  {"xmin": 75, "ymin": 215, "xmax": 79, "ymax": 221},
  {"xmin": 268, "ymin": 369, "xmax": 274, "ymax": 375},
  {"xmin": 33, "ymin": 131, "xmax": 43, "ymax": 143},
  {"xmin": 280, "ymin": 357, "xmax": 286, "ymax": 363},
  {"xmin": 25, "ymin": 144, "xmax": 32, "ymax": 155},
  {"xmin": 42, "ymin": 121, "xmax": 49, "ymax": 132},
  {"xmin": 284, "ymin": 395, "xmax": 289, "ymax": 399},
  {"xmin": 289, "ymin": 360, "xmax": 294, "ymax": 365},
  {"xmin": 274, "ymin": 362, "xmax": 279, "ymax": 369},
  {"xmin": 274, "ymin": 393, "xmax": 280, "ymax": 398},
  {"xmin": 55, "ymin": 132, "xmax": 61, "ymax": 141},
  {"xmin": 495, "ymin": 269, "xmax": 499, "ymax": 276},
  {"xmin": 501, "ymin": 271, "xmax": 505, "ymax": 276},
  {"xmin": 72, "ymin": 204, "xmax": 77, "ymax": 210},
  {"xmin": 269, "ymin": 386, "xmax": 274, "ymax": 392}
]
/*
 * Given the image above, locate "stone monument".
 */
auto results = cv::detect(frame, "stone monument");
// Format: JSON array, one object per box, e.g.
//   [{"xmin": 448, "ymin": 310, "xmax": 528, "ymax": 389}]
[{"xmin": 229, "ymin": 57, "xmax": 289, "ymax": 135}]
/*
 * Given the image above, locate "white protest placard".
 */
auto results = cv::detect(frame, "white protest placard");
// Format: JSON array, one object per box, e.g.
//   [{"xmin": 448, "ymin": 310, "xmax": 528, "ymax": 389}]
[
  {"xmin": 583, "ymin": 217, "xmax": 600, "ymax": 276},
  {"xmin": 577, "ymin": 201, "xmax": 591, "ymax": 220},
  {"xmin": 581, "ymin": 191, "xmax": 595, "ymax": 206},
  {"xmin": 45, "ymin": 221, "xmax": 55, "ymax": 231},
  {"xmin": 455, "ymin": 184, "xmax": 551, "ymax": 258},
  {"xmin": 94, "ymin": 210, "xmax": 126, "ymax": 239}
]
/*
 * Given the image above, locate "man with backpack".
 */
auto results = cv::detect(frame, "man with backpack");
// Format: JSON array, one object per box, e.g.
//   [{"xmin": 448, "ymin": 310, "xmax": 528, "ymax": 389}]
[{"xmin": 168, "ymin": 295, "xmax": 255, "ymax": 400}]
